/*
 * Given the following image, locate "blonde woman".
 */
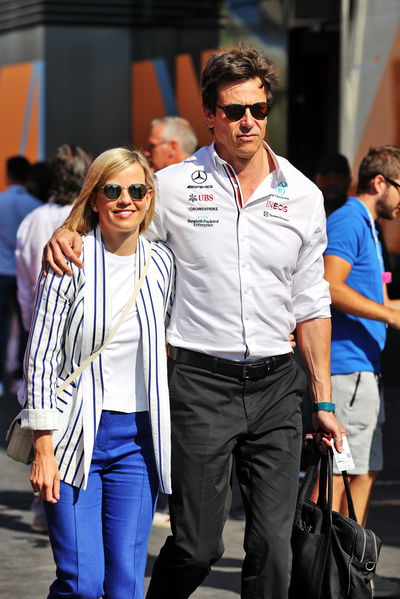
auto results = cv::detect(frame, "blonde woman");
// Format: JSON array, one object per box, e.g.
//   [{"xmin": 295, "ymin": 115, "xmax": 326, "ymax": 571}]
[{"xmin": 19, "ymin": 148, "xmax": 174, "ymax": 599}]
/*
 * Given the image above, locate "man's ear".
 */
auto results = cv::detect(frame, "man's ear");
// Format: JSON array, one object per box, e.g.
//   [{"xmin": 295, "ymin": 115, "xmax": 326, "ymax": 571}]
[
  {"xmin": 169, "ymin": 139, "xmax": 178, "ymax": 157},
  {"xmin": 370, "ymin": 174, "xmax": 386, "ymax": 194},
  {"xmin": 203, "ymin": 105, "xmax": 215, "ymax": 130}
]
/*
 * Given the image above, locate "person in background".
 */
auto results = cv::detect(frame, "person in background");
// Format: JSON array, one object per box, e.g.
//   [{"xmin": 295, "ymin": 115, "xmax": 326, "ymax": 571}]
[
  {"xmin": 26, "ymin": 161, "xmax": 53, "ymax": 204},
  {"xmin": 320, "ymin": 145, "xmax": 400, "ymax": 598},
  {"xmin": 16, "ymin": 144, "xmax": 92, "ymax": 332},
  {"xmin": 20, "ymin": 147, "xmax": 174, "ymax": 599},
  {"xmin": 0, "ymin": 155, "xmax": 40, "ymax": 397},
  {"xmin": 314, "ymin": 152, "xmax": 352, "ymax": 216},
  {"xmin": 144, "ymin": 116, "xmax": 198, "ymax": 172}
]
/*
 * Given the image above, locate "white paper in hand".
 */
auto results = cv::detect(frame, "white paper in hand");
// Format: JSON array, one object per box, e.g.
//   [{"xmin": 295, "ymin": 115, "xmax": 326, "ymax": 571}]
[{"xmin": 330, "ymin": 435, "xmax": 355, "ymax": 471}]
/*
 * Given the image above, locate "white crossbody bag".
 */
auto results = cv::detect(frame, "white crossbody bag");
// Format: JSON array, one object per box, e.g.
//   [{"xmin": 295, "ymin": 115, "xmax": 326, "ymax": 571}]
[{"xmin": 6, "ymin": 247, "xmax": 152, "ymax": 464}]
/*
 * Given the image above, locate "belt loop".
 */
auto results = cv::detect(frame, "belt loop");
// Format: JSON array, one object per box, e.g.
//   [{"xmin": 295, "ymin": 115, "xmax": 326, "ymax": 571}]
[
  {"xmin": 242, "ymin": 363, "xmax": 248, "ymax": 380},
  {"xmin": 212, "ymin": 357, "xmax": 218, "ymax": 374}
]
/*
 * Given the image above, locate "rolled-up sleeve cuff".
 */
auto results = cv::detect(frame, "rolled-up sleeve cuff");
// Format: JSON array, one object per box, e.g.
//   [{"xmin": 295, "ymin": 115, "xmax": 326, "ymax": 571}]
[
  {"xmin": 294, "ymin": 280, "xmax": 332, "ymax": 322},
  {"xmin": 20, "ymin": 409, "xmax": 60, "ymax": 430}
]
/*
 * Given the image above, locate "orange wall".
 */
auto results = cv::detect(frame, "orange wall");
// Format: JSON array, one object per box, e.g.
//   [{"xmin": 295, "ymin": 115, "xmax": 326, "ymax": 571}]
[
  {"xmin": 132, "ymin": 51, "xmax": 212, "ymax": 151},
  {"xmin": 0, "ymin": 61, "xmax": 43, "ymax": 191},
  {"xmin": 352, "ymin": 28, "xmax": 400, "ymax": 253}
]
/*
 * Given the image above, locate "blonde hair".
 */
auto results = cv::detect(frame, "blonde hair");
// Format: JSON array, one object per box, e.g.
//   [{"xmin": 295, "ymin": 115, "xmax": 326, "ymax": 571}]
[{"xmin": 63, "ymin": 147, "xmax": 155, "ymax": 234}]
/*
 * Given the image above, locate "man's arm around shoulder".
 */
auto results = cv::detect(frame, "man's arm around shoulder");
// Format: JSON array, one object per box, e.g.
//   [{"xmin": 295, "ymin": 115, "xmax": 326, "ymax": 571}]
[{"xmin": 42, "ymin": 228, "xmax": 83, "ymax": 276}]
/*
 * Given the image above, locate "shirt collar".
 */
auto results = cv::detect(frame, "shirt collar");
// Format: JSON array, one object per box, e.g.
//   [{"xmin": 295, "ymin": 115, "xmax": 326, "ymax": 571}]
[
  {"xmin": 207, "ymin": 141, "xmax": 287, "ymax": 185},
  {"xmin": 346, "ymin": 196, "xmax": 373, "ymax": 224},
  {"xmin": 7, "ymin": 184, "xmax": 26, "ymax": 193}
]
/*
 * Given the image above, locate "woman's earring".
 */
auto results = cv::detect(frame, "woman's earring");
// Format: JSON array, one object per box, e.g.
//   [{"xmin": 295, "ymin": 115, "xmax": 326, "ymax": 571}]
[{"xmin": 92, "ymin": 205, "xmax": 98, "ymax": 212}]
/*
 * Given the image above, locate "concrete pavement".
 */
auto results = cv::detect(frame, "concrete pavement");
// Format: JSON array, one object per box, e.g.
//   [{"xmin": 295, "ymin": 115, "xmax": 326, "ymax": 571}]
[{"xmin": 1, "ymin": 388, "xmax": 400, "ymax": 598}]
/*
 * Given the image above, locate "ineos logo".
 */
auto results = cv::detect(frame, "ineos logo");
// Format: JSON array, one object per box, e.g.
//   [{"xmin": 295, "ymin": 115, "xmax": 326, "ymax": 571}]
[{"xmin": 191, "ymin": 170, "xmax": 207, "ymax": 184}]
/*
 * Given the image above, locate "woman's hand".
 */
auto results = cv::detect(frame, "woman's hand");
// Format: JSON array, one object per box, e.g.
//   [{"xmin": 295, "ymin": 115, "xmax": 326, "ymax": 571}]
[
  {"xmin": 288, "ymin": 333, "xmax": 296, "ymax": 349},
  {"xmin": 30, "ymin": 431, "xmax": 60, "ymax": 503}
]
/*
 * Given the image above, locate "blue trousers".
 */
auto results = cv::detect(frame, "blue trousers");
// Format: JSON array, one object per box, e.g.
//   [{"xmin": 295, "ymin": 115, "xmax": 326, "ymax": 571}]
[{"xmin": 44, "ymin": 410, "xmax": 158, "ymax": 599}]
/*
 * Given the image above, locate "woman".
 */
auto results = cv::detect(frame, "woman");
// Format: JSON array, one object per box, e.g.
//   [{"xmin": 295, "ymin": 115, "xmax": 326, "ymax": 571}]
[{"xmin": 19, "ymin": 147, "xmax": 174, "ymax": 599}]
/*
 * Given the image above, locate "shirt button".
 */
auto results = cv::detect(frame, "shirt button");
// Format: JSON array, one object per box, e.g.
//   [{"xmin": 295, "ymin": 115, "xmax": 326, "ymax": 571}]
[
  {"xmin": 244, "ymin": 289, "xmax": 249, "ymax": 294},
  {"xmin": 242, "ymin": 263, "xmax": 247, "ymax": 268},
  {"xmin": 245, "ymin": 315, "xmax": 250, "ymax": 320}
]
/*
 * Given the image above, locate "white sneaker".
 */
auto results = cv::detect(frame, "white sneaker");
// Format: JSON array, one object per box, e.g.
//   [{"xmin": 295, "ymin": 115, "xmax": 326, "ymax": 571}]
[{"xmin": 152, "ymin": 511, "xmax": 171, "ymax": 529}]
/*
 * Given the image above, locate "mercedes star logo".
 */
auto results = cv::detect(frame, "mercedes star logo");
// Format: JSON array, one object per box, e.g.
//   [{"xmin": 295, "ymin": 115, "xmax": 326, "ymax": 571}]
[{"xmin": 191, "ymin": 170, "xmax": 207, "ymax": 183}]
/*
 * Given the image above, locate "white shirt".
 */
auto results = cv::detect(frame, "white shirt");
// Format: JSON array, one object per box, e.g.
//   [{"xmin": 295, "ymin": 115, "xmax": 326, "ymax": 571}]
[
  {"xmin": 16, "ymin": 202, "xmax": 72, "ymax": 330},
  {"xmin": 147, "ymin": 142, "xmax": 330, "ymax": 360},
  {"xmin": 102, "ymin": 251, "xmax": 147, "ymax": 413}
]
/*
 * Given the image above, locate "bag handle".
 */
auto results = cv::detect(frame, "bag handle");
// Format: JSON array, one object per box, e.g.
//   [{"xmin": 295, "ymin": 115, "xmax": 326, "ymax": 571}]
[
  {"xmin": 293, "ymin": 441, "xmax": 357, "ymax": 525},
  {"xmin": 57, "ymin": 246, "xmax": 152, "ymax": 394},
  {"xmin": 292, "ymin": 444, "xmax": 321, "ymax": 526},
  {"xmin": 319, "ymin": 448, "xmax": 358, "ymax": 522},
  {"xmin": 342, "ymin": 469, "xmax": 357, "ymax": 522}
]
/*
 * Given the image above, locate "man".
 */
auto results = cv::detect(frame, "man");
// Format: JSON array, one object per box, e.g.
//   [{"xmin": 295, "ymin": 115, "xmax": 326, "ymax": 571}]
[
  {"xmin": 322, "ymin": 145, "xmax": 400, "ymax": 597},
  {"xmin": 44, "ymin": 46, "xmax": 343, "ymax": 599},
  {"xmin": 0, "ymin": 156, "xmax": 41, "ymax": 396},
  {"xmin": 314, "ymin": 152, "xmax": 352, "ymax": 216},
  {"xmin": 144, "ymin": 116, "xmax": 198, "ymax": 172}
]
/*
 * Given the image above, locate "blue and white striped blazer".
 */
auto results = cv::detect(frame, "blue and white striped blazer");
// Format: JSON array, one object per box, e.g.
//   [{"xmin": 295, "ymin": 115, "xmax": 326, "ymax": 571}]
[{"xmin": 19, "ymin": 227, "xmax": 174, "ymax": 492}]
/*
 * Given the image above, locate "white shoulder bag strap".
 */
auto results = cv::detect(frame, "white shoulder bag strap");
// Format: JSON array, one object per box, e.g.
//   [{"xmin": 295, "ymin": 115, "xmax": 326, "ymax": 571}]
[{"xmin": 57, "ymin": 246, "xmax": 152, "ymax": 394}]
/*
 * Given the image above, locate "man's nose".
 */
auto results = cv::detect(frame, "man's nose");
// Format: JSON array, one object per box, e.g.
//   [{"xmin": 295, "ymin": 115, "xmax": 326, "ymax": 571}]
[{"xmin": 240, "ymin": 107, "xmax": 255, "ymax": 127}]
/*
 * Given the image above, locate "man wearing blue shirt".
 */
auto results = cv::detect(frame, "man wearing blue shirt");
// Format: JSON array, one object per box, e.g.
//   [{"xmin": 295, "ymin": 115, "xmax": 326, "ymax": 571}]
[
  {"xmin": 0, "ymin": 156, "xmax": 41, "ymax": 396},
  {"xmin": 324, "ymin": 146, "xmax": 400, "ymax": 533}
]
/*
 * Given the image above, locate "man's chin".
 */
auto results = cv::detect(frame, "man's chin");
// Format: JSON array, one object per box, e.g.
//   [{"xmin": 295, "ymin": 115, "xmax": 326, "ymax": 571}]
[{"xmin": 235, "ymin": 141, "xmax": 263, "ymax": 158}]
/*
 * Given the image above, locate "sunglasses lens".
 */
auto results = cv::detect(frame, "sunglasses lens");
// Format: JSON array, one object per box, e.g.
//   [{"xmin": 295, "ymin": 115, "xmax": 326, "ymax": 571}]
[
  {"xmin": 223, "ymin": 105, "xmax": 245, "ymax": 121},
  {"xmin": 222, "ymin": 102, "xmax": 269, "ymax": 121},
  {"xmin": 128, "ymin": 184, "xmax": 148, "ymax": 200},
  {"xmin": 251, "ymin": 102, "xmax": 269, "ymax": 119},
  {"xmin": 103, "ymin": 184, "xmax": 121, "ymax": 200}
]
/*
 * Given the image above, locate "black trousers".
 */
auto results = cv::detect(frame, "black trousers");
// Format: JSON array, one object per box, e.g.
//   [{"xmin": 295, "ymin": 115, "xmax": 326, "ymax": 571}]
[{"xmin": 146, "ymin": 356, "xmax": 307, "ymax": 599}]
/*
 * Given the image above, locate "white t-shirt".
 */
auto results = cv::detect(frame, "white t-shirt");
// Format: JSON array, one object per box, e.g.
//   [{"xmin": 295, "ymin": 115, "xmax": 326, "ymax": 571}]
[{"xmin": 102, "ymin": 250, "xmax": 147, "ymax": 413}]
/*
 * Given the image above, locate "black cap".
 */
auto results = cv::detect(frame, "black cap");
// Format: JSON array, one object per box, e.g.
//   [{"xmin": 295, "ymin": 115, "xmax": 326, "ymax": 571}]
[{"xmin": 315, "ymin": 153, "xmax": 350, "ymax": 175}]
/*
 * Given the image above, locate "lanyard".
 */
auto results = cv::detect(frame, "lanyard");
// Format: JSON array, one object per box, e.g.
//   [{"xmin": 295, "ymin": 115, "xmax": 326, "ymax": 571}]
[{"xmin": 355, "ymin": 198, "xmax": 384, "ymax": 274}]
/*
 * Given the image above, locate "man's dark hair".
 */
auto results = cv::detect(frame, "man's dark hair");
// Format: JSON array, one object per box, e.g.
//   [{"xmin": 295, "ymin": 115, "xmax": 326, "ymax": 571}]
[
  {"xmin": 6, "ymin": 155, "xmax": 31, "ymax": 184},
  {"xmin": 357, "ymin": 145, "xmax": 400, "ymax": 194},
  {"xmin": 26, "ymin": 161, "xmax": 54, "ymax": 203},
  {"xmin": 315, "ymin": 153, "xmax": 350, "ymax": 176},
  {"xmin": 201, "ymin": 45, "xmax": 279, "ymax": 114},
  {"xmin": 50, "ymin": 144, "xmax": 92, "ymax": 206}
]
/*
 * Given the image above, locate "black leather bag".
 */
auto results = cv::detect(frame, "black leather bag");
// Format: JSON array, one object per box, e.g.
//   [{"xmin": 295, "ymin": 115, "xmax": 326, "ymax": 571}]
[{"xmin": 289, "ymin": 448, "xmax": 381, "ymax": 599}]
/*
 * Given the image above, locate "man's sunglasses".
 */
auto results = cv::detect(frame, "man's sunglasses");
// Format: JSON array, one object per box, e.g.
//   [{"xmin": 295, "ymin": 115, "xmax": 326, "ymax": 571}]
[
  {"xmin": 216, "ymin": 101, "xmax": 271, "ymax": 121},
  {"xmin": 98, "ymin": 183, "xmax": 149, "ymax": 201},
  {"xmin": 383, "ymin": 175, "xmax": 400, "ymax": 190}
]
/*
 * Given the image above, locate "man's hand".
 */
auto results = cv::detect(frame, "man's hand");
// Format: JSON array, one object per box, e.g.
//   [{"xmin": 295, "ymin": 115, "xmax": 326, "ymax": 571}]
[
  {"xmin": 312, "ymin": 411, "xmax": 346, "ymax": 453},
  {"xmin": 42, "ymin": 227, "xmax": 83, "ymax": 276}
]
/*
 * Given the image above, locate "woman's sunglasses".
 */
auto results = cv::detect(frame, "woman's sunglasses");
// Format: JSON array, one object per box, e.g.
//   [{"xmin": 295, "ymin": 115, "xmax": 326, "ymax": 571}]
[
  {"xmin": 217, "ymin": 101, "xmax": 271, "ymax": 122},
  {"xmin": 98, "ymin": 183, "xmax": 149, "ymax": 201}
]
